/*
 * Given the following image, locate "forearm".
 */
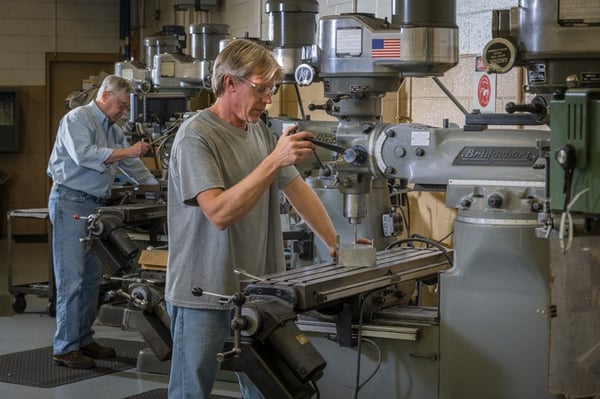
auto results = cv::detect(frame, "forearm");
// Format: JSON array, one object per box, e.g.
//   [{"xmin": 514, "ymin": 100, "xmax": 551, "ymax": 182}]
[
  {"xmin": 104, "ymin": 147, "xmax": 133, "ymax": 165},
  {"xmin": 104, "ymin": 141, "xmax": 151, "ymax": 165}
]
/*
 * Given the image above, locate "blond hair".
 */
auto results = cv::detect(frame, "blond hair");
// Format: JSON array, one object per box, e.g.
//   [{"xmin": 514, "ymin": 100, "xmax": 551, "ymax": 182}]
[{"xmin": 212, "ymin": 39, "xmax": 283, "ymax": 97}]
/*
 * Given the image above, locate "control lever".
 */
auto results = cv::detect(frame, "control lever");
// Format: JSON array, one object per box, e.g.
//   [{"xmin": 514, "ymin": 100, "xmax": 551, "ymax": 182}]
[
  {"xmin": 74, "ymin": 213, "xmax": 100, "ymax": 242},
  {"xmin": 191, "ymin": 287, "xmax": 247, "ymax": 361},
  {"xmin": 554, "ymin": 144, "xmax": 576, "ymax": 211},
  {"xmin": 309, "ymin": 138, "xmax": 368, "ymax": 166},
  {"xmin": 234, "ymin": 268, "xmax": 264, "ymax": 281},
  {"xmin": 106, "ymin": 288, "xmax": 148, "ymax": 307},
  {"xmin": 307, "ymin": 137, "xmax": 346, "ymax": 154},
  {"xmin": 101, "ymin": 274, "xmax": 161, "ymax": 285}
]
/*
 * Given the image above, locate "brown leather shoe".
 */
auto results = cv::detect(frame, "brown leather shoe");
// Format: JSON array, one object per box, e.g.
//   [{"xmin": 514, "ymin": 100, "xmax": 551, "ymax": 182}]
[
  {"xmin": 53, "ymin": 350, "xmax": 96, "ymax": 369},
  {"xmin": 80, "ymin": 341, "xmax": 116, "ymax": 358}
]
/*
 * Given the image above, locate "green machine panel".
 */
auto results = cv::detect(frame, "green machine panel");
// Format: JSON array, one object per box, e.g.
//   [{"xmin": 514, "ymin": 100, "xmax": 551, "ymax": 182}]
[{"xmin": 550, "ymin": 89, "xmax": 600, "ymax": 215}]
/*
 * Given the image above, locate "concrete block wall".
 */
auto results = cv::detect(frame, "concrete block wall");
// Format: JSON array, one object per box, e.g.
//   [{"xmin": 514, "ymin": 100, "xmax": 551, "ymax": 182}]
[{"xmin": 0, "ymin": 0, "xmax": 120, "ymax": 86}]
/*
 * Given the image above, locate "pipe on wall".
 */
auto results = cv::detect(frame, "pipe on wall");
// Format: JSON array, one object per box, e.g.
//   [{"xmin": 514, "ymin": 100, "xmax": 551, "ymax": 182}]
[{"xmin": 120, "ymin": 0, "xmax": 132, "ymax": 60}]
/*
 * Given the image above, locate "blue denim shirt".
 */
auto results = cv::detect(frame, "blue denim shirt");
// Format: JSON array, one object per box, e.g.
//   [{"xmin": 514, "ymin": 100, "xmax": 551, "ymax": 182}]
[{"xmin": 47, "ymin": 100, "xmax": 157, "ymax": 199}]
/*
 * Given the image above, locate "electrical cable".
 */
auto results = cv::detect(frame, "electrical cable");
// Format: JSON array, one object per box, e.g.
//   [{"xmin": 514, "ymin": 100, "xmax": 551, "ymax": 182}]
[
  {"xmin": 352, "ymin": 337, "xmax": 382, "ymax": 398},
  {"xmin": 309, "ymin": 379, "xmax": 321, "ymax": 399},
  {"xmin": 352, "ymin": 290, "xmax": 383, "ymax": 399},
  {"xmin": 385, "ymin": 236, "xmax": 453, "ymax": 267},
  {"xmin": 436, "ymin": 229, "xmax": 454, "ymax": 244},
  {"xmin": 559, "ymin": 187, "xmax": 590, "ymax": 252}
]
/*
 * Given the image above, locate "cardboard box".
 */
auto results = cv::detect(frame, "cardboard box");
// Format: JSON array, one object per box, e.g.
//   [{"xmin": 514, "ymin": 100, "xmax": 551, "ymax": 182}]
[{"xmin": 138, "ymin": 249, "xmax": 168, "ymax": 270}]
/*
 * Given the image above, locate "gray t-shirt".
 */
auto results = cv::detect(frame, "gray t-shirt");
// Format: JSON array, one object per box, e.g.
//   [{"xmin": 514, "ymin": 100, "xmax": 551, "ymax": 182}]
[{"xmin": 165, "ymin": 109, "xmax": 299, "ymax": 309}]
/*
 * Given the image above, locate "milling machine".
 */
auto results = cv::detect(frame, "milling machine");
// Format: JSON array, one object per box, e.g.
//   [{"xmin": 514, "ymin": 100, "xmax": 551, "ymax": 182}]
[
  {"xmin": 481, "ymin": 1, "xmax": 600, "ymax": 397},
  {"xmin": 113, "ymin": 20, "xmax": 230, "ymax": 175},
  {"xmin": 220, "ymin": 1, "xmax": 598, "ymax": 398}
]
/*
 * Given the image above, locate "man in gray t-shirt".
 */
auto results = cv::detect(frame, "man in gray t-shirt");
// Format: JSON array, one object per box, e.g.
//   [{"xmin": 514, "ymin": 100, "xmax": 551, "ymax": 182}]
[{"xmin": 165, "ymin": 39, "xmax": 337, "ymax": 399}]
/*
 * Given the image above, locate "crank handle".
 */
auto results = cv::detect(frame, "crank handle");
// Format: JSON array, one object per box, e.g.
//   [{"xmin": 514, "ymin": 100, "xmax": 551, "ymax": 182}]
[{"xmin": 216, "ymin": 347, "xmax": 242, "ymax": 362}]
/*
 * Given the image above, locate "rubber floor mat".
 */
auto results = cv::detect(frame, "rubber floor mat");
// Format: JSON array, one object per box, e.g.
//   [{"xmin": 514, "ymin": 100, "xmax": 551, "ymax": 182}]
[
  {"xmin": 122, "ymin": 389, "xmax": 233, "ymax": 399},
  {"xmin": 0, "ymin": 338, "xmax": 147, "ymax": 388}
]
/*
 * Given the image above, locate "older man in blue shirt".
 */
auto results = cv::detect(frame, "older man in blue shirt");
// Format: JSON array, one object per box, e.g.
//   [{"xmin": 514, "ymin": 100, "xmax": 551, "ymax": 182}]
[{"xmin": 47, "ymin": 74, "xmax": 158, "ymax": 369}]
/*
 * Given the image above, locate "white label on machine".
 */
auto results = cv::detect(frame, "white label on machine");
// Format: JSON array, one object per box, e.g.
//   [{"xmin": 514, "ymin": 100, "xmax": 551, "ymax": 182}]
[
  {"xmin": 282, "ymin": 122, "xmax": 298, "ymax": 133},
  {"xmin": 336, "ymin": 28, "xmax": 362, "ymax": 57},
  {"xmin": 559, "ymin": 0, "xmax": 600, "ymax": 24},
  {"xmin": 411, "ymin": 130, "xmax": 430, "ymax": 146},
  {"xmin": 121, "ymin": 69, "xmax": 134, "ymax": 81}
]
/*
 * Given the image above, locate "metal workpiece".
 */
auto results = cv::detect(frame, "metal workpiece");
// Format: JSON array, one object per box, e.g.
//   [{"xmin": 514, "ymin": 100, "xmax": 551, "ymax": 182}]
[
  {"xmin": 337, "ymin": 242, "xmax": 376, "ymax": 268},
  {"xmin": 242, "ymin": 246, "xmax": 452, "ymax": 313}
]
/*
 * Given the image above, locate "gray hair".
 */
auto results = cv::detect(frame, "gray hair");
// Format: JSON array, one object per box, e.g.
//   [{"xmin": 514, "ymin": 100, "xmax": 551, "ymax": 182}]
[
  {"xmin": 211, "ymin": 39, "xmax": 284, "ymax": 97},
  {"xmin": 96, "ymin": 74, "xmax": 133, "ymax": 99}
]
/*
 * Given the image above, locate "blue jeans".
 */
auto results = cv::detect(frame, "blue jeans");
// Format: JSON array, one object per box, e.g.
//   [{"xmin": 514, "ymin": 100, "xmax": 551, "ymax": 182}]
[
  {"xmin": 48, "ymin": 184, "xmax": 103, "ymax": 355},
  {"xmin": 166, "ymin": 302, "xmax": 265, "ymax": 399}
]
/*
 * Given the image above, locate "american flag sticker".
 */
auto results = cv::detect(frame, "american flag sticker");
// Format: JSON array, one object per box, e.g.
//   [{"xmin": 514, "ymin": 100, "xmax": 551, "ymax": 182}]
[{"xmin": 371, "ymin": 38, "xmax": 401, "ymax": 58}]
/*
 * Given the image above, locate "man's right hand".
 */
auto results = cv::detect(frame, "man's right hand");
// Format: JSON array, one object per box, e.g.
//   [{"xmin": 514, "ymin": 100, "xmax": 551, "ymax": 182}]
[
  {"xmin": 271, "ymin": 128, "xmax": 316, "ymax": 167},
  {"xmin": 128, "ymin": 141, "xmax": 152, "ymax": 158}
]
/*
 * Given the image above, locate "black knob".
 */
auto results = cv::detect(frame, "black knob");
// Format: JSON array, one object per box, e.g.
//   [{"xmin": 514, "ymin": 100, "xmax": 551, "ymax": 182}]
[
  {"xmin": 231, "ymin": 293, "xmax": 246, "ymax": 306},
  {"xmin": 488, "ymin": 193, "xmax": 503, "ymax": 208},
  {"xmin": 555, "ymin": 144, "xmax": 576, "ymax": 170},
  {"xmin": 343, "ymin": 146, "xmax": 367, "ymax": 166}
]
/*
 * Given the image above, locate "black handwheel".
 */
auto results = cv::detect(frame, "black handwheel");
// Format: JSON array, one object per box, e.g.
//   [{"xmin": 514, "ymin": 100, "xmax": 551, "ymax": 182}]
[{"xmin": 11, "ymin": 294, "xmax": 26, "ymax": 313}]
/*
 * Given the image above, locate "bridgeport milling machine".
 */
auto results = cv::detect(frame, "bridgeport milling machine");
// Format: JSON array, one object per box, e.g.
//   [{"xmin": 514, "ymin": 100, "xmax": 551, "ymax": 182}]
[
  {"xmin": 219, "ymin": 1, "xmax": 598, "ymax": 398},
  {"xmin": 480, "ymin": 1, "xmax": 600, "ymax": 398}
]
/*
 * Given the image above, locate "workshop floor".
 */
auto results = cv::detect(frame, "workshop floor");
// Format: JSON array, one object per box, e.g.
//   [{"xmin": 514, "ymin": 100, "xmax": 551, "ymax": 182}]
[{"xmin": 0, "ymin": 238, "xmax": 240, "ymax": 399}]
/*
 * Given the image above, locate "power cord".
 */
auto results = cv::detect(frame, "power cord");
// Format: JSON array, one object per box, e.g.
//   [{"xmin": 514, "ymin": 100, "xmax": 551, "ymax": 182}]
[
  {"xmin": 559, "ymin": 187, "xmax": 590, "ymax": 253},
  {"xmin": 352, "ymin": 290, "xmax": 383, "ymax": 399}
]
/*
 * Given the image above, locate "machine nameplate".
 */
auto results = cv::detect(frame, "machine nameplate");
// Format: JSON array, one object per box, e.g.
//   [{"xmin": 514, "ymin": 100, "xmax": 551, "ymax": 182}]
[
  {"xmin": 528, "ymin": 64, "xmax": 546, "ymax": 84},
  {"xmin": 581, "ymin": 72, "xmax": 600, "ymax": 83},
  {"xmin": 453, "ymin": 146, "xmax": 538, "ymax": 166},
  {"xmin": 160, "ymin": 61, "xmax": 175, "ymax": 77},
  {"xmin": 335, "ymin": 27, "xmax": 362, "ymax": 57},
  {"xmin": 559, "ymin": 0, "xmax": 600, "ymax": 25},
  {"xmin": 411, "ymin": 130, "xmax": 430, "ymax": 146}
]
